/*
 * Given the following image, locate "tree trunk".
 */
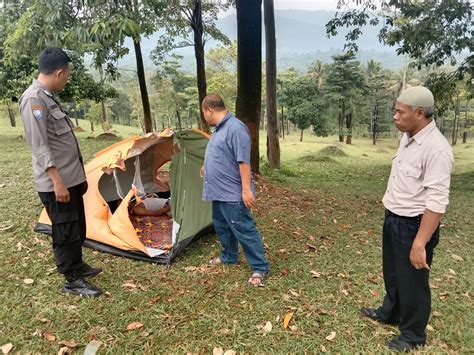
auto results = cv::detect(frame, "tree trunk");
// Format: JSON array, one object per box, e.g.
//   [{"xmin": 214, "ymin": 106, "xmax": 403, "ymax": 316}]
[
  {"xmin": 372, "ymin": 103, "xmax": 378, "ymax": 145},
  {"xmin": 345, "ymin": 111, "xmax": 353, "ymax": 144},
  {"xmin": 462, "ymin": 100, "xmax": 469, "ymax": 143},
  {"xmin": 454, "ymin": 97, "xmax": 462, "ymax": 145},
  {"xmin": 133, "ymin": 40, "xmax": 153, "ymax": 133},
  {"xmin": 176, "ymin": 108, "xmax": 182, "ymax": 131},
  {"xmin": 280, "ymin": 105, "xmax": 285, "ymax": 139},
  {"xmin": 264, "ymin": 0, "xmax": 280, "ymax": 169},
  {"xmin": 90, "ymin": 120, "xmax": 94, "ymax": 132},
  {"xmin": 338, "ymin": 102, "xmax": 345, "ymax": 143},
  {"xmin": 192, "ymin": 0, "xmax": 211, "ymax": 134},
  {"xmin": 6, "ymin": 101, "xmax": 16, "ymax": 127},
  {"xmin": 236, "ymin": 0, "xmax": 262, "ymax": 174},
  {"xmin": 98, "ymin": 65, "xmax": 111, "ymax": 131},
  {"xmin": 300, "ymin": 128, "xmax": 304, "ymax": 142},
  {"xmin": 452, "ymin": 92, "xmax": 459, "ymax": 145}
]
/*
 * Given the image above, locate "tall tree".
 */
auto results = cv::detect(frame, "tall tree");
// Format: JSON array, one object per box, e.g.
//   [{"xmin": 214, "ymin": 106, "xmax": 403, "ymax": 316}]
[
  {"xmin": 365, "ymin": 61, "xmax": 392, "ymax": 145},
  {"xmin": 153, "ymin": 0, "xmax": 230, "ymax": 134},
  {"xmin": 280, "ymin": 77, "xmax": 328, "ymax": 142},
  {"xmin": 206, "ymin": 42, "xmax": 238, "ymax": 113},
  {"xmin": 236, "ymin": 0, "xmax": 262, "ymax": 173},
  {"xmin": 264, "ymin": 0, "xmax": 280, "ymax": 169},
  {"xmin": 325, "ymin": 53, "xmax": 366, "ymax": 144}
]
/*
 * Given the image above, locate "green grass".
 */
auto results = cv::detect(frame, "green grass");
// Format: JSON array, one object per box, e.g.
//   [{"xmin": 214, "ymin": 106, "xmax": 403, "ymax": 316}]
[{"xmin": 0, "ymin": 116, "xmax": 473, "ymax": 353}]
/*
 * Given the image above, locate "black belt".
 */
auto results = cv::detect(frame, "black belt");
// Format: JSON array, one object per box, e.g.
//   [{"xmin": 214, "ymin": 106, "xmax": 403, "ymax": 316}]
[{"xmin": 385, "ymin": 209, "xmax": 423, "ymax": 221}]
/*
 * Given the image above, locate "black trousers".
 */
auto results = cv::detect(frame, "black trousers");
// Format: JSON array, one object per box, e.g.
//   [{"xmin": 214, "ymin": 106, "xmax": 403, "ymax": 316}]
[
  {"xmin": 38, "ymin": 182, "xmax": 88, "ymax": 280},
  {"xmin": 378, "ymin": 210, "xmax": 439, "ymax": 344}
]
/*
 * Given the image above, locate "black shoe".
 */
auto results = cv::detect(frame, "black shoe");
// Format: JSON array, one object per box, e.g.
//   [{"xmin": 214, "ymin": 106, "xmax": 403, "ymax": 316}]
[
  {"xmin": 78, "ymin": 263, "xmax": 103, "ymax": 278},
  {"xmin": 62, "ymin": 278, "xmax": 102, "ymax": 298},
  {"xmin": 360, "ymin": 307, "xmax": 398, "ymax": 325},
  {"xmin": 387, "ymin": 336, "xmax": 425, "ymax": 352}
]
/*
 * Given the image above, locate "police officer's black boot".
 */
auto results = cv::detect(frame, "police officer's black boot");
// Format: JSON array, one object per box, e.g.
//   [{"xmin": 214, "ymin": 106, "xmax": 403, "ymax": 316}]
[
  {"xmin": 62, "ymin": 272, "xmax": 102, "ymax": 298},
  {"xmin": 77, "ymin": 262, "xmax": 103, "ymax": 279}
]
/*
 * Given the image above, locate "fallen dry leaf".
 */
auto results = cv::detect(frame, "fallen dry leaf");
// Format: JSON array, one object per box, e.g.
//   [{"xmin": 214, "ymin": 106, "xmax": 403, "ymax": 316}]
[
  {"xmin": 58, "ymin": 340, "xmax": 77, "ymax": 348},
  {"xmin": 432, "ymin": 311, "xmax": 443, "ymax": 317},
  {"xmin": 426, "ymin": 324, "xmax": 434, "ymax": 331},
  {"xmin": 184, "ymin": 266, "xmax": 198, "ymax": 272},
  {"xmin": 341, "ymin": 289, "xmax": 349, "ymax": 296},
  {"xmin": 1, "ymin": 343, "xmax": 13, "ymax": 354},
  {"xmin": 451, "ymin": 254, "xmax": 464, "ymax": 262},
  {"xmin": 305, "ymin": 243, "xmax": 317, "ymax": 251},
  {"xmin": 83, "ymin": 340, "xmax": 102, "ymax": 355},
  {"xmin": 44, "ymin": 332, "xmax": 56, "ymax": 342},
  {"xmin": 139, "ymin": 331, "xmax": 151, "ymax": 337},
  {"xmin": 39, "ymin": 318, "xmax": 49, "ymax": 323},
  {"xmin": 283, "ymin": 312, "xmax": 294, "ymax": 329},
  {"xmin": 369, "ymin": 289, "xmax": 379, "ymax": 297},
  {"xmin": 23, "ymin": 278, "xmax": 34, "ymax": 285},
  {"xmin": 310, "ymin": 270, "xmax": 321, "ymax": 278},
  {"xmin": 57, "ymin": 347, "xmax": 71, "ymax": 355},
  {"xmin": 448, "ymin": 268, "xmax": 456, "ymax": 275},
  {"xmin": 262, "ymin": 321, "xmax": 273, "ymax": 333},
  {"xmin": 289, "ymin": 325, "xmax": 298, "ymax": 331},
  {"xmin": 122, "ymin": 282, "xmax": 137, "ymax": 289},
  {"xmin": 223, "ymin": 351, "xmax": 236, "ymax": 355},
  {"xmin": 213, "ymin": 347, "xmax": 224, "ymax": 355},
  {"xmin": 321, "ymin": 345, "xmax": 328, "ymax": 353},
  {"xmin": 325, "ymin": 331, "xmax": 336, "ymax": 341},
  {"xmin": 289, "ymin": 289, "xmax": 300, "ymax": 297},
  {"xmin": 126, "ymin": 322, "xmax": 143, "ymax": 331}
]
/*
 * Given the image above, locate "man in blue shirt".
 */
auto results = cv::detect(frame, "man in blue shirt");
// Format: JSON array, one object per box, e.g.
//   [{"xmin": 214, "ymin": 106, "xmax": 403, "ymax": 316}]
[{"xmin": 201, "ymin": 93, "xmax": 270, "ymax": 286}]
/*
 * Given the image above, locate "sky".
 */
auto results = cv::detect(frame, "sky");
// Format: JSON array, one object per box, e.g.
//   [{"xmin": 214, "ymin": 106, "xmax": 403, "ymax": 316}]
[
  {"xmin": 219, "ymin": 0, "xmax": 340, "ymax": 17},
  {"xmin": 273, "ymin": 0, "xmax": 339, "ymax": 11}
]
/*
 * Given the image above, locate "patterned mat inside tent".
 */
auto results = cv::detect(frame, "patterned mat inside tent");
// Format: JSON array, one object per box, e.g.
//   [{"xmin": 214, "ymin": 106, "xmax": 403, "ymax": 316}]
[{"xmin": 129, "ymin": 214, "xmax": 173, "ymax": 250}]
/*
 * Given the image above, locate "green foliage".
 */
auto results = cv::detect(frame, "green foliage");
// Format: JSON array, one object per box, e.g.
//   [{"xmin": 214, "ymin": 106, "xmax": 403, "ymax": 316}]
[
  {"xmin": 279, "ymin": 76, "xmax": 329, "ymax": 136},
  {"xmin": 152, "ymin": 56, "xmax": 198, "ymax": 129},
  {"xmin": 58, "ymin": 54, "xmax": 117, "ymax": 104},
  {"xmin": 206, "ymin": 42, "xmax": 238, "ymax": 112},
  {"xmin": 327, "ymin": 0, "xmax": 473, "ymax": 79},
  {"xmin": 151, "ymin": 0, "xmax": 230, "ymax": 62}
]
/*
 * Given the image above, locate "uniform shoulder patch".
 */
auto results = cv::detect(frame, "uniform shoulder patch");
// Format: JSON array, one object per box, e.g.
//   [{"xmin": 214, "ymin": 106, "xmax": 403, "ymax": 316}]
[{"xmin": 31, "ymin": 105, "xmax": 45, "ymax": 120}]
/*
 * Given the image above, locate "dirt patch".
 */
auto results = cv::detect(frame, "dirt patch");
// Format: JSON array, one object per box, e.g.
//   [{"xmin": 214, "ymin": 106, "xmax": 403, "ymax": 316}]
[
  {"xmin": 300, "ymin": 155, "xmax": 335, "ymax": 163},
  {"xmin": 95, "ymin": 132, "xmax": 121, "ymax": 140},
  {"xmin": 318, "ymin": 145, "xmax": 347, "ymax": 157},
  {"xmin": 73, "ymin": 126, "xmax": 86, "ymax": 133}
]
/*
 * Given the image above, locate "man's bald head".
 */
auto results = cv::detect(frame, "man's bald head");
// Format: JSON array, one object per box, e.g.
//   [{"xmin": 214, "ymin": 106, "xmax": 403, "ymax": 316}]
[{"xmin": 202, "ymin": 93, "xmax": 226, "ymax": 111}]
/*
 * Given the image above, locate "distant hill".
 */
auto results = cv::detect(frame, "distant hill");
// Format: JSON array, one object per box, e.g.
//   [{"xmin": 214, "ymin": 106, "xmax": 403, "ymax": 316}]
[{"xmin": 115, "ymin": 9, "xmax": 405, "ymax": 72}]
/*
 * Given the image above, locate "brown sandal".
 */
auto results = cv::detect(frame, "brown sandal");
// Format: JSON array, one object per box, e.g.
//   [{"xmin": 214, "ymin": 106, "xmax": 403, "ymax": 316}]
[
  {"xmin": 208, "ymin": 256, "xmax": 222, "ymax": 266},
  {"xmin": 248, "ymin": 271, "xmax": 268, "ymax": 287}
]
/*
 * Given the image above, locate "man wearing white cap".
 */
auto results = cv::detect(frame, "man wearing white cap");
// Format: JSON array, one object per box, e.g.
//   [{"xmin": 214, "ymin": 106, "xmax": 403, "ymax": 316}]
[{"xmin": 361, "ymin": 86, "xmax": 454, "ymax": 351}]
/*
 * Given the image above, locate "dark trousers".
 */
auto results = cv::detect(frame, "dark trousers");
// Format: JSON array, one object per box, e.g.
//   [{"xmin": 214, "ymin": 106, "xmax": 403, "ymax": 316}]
[
  {"xmin": 378, "ymin": 210, "xmax": 439, "ymax": 344},
  {"xmin": 38, "ymin": 182, "xmax": 87, "ymax": 280}
]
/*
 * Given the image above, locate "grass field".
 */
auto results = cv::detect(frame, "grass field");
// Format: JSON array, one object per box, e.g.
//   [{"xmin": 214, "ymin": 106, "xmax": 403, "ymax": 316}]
[{"xmin": 0, "ymin": 117, "xmax": 472, "ymax": 354}]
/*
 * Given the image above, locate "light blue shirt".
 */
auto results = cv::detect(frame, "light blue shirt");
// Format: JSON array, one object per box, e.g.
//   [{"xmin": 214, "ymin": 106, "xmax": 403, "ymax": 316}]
[{"xmin": 202, "ymin": 112, "xmax": 254, "ymax": 201}]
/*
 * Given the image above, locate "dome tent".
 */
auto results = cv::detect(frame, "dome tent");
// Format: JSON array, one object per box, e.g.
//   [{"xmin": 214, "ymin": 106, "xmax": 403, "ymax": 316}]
[{"xmin": 34, "ymin": 129, "xmax": 213, "ymax": 264}]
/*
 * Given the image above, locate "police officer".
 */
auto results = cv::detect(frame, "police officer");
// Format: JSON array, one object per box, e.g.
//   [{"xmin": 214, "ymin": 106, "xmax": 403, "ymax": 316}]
[
  {"xmin": 361, "ymin": 86, "xmax": 454, "ymax": 351},
  {"xmin": 19, "ymin": 48, "xmax": 102, "ymax": 297}
]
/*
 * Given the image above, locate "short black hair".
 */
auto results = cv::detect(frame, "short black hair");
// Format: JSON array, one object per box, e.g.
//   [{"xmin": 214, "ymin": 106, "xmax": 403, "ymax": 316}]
[
  {"xmin": 202, "ymin": 93, "xmax": 226, "ymax": 110},
  {"xmin": 38, "ymin": 47, "xmax": 71, "ymax": 75}
]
